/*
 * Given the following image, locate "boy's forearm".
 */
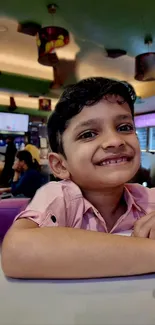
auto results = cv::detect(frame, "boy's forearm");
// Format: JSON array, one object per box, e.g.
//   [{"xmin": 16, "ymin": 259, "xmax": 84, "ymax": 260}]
[{"xmin": 2, "ymin": 226, "xmax": 155, "ymax": 279}]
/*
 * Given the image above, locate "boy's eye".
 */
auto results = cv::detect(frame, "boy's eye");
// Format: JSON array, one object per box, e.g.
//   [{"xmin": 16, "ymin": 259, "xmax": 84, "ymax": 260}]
[
  {"xmin": 78, "ymin": 131, "xmax": 97, "ymax": 140},
  {"xmin": 117, "ymin": 124, "xmax": 135, "ymax": 132}
]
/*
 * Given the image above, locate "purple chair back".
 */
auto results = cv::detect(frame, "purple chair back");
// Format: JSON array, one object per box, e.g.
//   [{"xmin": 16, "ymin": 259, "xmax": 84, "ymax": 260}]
[{"xmin": 0, "ymin": 198, "xmax": 30, "ymax": 239}]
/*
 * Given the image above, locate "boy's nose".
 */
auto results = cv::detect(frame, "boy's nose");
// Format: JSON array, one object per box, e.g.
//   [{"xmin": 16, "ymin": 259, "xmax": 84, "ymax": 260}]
[{"xmin": 101, "ymin": 131, "xmax": 125, "ymax": 150}]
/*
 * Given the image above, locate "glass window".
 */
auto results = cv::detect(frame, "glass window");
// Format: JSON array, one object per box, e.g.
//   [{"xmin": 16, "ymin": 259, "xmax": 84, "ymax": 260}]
[
  {"xmin": 149, "ymin": 127, "xmax": 155, "ymax": 151},
  {"xmin": 136, "ymin": 127, "xmax": 147, "ymax": 151}
]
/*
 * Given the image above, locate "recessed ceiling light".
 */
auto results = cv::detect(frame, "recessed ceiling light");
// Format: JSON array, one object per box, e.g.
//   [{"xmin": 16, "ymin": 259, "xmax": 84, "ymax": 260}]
[{"xmin": 0, "ymin": 25, "xmax": 8, "ymax": 32}]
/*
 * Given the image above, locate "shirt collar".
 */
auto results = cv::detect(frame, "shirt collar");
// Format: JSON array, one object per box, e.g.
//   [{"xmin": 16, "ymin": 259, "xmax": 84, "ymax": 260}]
[
  {"xmin": 84, "ymin": 198, "xmax": 99, "ymax": 216},
  {"xmin": 83, "ymin": 185, "xmax": 142, "ymax": 217},
  {"xmin": 124, "ymin": 185, "xmax": 142, "ymax": 212}
]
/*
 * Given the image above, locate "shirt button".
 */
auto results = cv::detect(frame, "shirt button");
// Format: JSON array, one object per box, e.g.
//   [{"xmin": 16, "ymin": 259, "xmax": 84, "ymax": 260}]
[{"xmin": 51, "ymin": 215, "xmax": 57, "ymax": 223}]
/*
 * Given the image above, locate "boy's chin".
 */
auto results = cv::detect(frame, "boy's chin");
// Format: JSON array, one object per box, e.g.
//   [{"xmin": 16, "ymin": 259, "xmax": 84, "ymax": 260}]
[{"xmin": 100, "ymin": 173, "xmax": 136, "ymax": 187}]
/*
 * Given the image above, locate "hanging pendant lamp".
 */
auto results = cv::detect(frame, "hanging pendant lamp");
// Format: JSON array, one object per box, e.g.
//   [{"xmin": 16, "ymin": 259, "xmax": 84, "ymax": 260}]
[
  {"xmin": 135, "ymin": 35, "xmax": 155, "ymax": 81},
  {"xmin": 36, "ymin": 4, "xmax": 70, "ymax": 67}
]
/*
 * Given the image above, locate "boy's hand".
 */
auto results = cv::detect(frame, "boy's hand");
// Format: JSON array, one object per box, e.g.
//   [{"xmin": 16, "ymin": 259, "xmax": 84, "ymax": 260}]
[{"xmin": 132, "ymin": 212, "xmax": 155, "ymax": 239}]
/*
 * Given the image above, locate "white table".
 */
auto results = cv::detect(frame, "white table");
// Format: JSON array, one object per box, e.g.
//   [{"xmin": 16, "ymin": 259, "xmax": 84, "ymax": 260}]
[{"xmin": 0, "ymin": 256, "xmax": 155, "ymax": 325}]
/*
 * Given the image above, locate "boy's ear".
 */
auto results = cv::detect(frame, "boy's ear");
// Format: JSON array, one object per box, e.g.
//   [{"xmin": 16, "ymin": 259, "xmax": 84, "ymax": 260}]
[{"xmin": 48, "ymin": 153, "xmax": 70, "ymax": 180}]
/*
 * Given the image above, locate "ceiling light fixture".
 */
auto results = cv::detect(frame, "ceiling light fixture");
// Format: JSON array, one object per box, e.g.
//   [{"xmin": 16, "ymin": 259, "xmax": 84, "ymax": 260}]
[
  {"xmin": 37, "ymin": 4, "xmax": 70, "ymax": 67},
  {"xmin": 135, "ymin": 34, "xmax": 155, "ymax": 81}
]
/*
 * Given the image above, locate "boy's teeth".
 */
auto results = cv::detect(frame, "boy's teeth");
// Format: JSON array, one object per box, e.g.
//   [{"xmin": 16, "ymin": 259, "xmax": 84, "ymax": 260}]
[{"xmin": 100, "ymin": 157, "xmax": 128, "ymax": 165}]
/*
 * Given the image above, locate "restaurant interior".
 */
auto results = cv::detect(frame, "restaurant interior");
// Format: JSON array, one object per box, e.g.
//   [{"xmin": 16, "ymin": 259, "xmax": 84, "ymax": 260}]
[
  {"xmin": 0, "ymin": 1, "xmax": 155, "ymax": 182},
  {"xmin": 1, "ymin": 1, "xmax": 155, "ymax": 323}
]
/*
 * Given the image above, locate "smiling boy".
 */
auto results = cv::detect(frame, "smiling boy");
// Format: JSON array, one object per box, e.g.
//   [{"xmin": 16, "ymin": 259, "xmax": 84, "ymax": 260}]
[{"xmin": 2, "ymin": 77, "xmax": 155, "ymax": 279}]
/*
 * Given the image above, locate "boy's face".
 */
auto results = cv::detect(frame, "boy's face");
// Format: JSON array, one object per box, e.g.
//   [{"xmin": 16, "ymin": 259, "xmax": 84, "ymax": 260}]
[{"xmin": 52, "ymin": 97, "xmax": 140, "ymax": 190}]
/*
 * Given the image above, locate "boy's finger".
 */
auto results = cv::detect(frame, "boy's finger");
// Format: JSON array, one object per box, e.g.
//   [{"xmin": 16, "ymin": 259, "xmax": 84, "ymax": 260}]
[
  {"xmin": 133, "ymin": 216, "xmax": 155, "ymax": 238},
  {"xmin": 133, "ymin": 212, "xmax": 155, "ymax": 233}
]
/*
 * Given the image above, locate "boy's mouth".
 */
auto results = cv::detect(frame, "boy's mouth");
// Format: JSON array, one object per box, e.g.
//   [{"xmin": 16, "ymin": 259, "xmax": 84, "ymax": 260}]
[{"xmin": 96, "ymin": 155, "xmax": 133, "ymax": 166}]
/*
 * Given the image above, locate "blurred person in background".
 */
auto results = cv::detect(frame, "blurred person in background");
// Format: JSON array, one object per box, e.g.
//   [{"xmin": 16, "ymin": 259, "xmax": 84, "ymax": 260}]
[
  {"xmin": 11, "ymin": 150, "xmax": 42, "ymax": 198},
  {"xmin": 25, "ymin": 143, "xmax": 40, "ymax": 165},
  {"xmin": 0, "ymin": 150, "xmax": 42, "ymax": 198},
  {"xmin": 0, "ymin": 136, "xmax": 17, "ymax": 187},
  {"xmin": 24, "ymin": 133, "xmax": 40, "ymax": 165}
]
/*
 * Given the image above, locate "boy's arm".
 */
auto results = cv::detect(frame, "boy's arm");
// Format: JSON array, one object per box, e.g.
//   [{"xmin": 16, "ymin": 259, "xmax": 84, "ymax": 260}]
[{"xmin": 2, "ymin": 218, "xmax": 155, "ymax": 279}]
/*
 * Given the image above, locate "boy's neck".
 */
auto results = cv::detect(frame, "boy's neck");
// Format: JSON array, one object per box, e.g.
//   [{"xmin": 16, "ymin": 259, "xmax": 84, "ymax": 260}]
[{"xmin": 83, "ymin": 186, "xmax": 126, "ymax": 232}]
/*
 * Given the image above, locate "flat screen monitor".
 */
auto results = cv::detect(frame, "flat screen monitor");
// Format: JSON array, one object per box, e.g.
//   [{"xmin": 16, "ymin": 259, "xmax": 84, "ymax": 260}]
[{"xmin": 0, "ymin": 112, "xmax": 29, "ymax": 133}]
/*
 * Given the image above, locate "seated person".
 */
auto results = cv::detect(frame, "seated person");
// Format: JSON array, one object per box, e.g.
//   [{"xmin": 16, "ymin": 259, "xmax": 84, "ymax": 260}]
[
  {"xmin": 1, "ymin": 150, "xmax": 42, "ymax": 199},
  {"xmin": 0, "ymin": 136, "xmax": 17, "ymax": 187},
  {"xmin": 2, "ymin": 78, "xmax": 155, "ymax": 280},
  {"xmin": 25, "ymin": 142, "xmax": 40, "ymax": 165}
]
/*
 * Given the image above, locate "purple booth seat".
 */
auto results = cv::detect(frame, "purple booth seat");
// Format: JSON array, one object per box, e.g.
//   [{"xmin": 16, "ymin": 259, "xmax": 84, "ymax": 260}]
[{"xmin": 0, "ymin": 198, "xmax": 30, "ymax": 240}]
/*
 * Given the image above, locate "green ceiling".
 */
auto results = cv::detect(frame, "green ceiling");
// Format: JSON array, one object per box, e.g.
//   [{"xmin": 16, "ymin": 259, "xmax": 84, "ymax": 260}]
[
  {"xmin": 0, "ymin": 72, "xmax": 56, "ymax": 116},
  {"xmin": 0, "ymin": 72, "xmax": 51, "ymax": 96},
  {"xmin": 1, "ymin": 0, "xmax": 155, "ymax": 111},
  {"xmin": 0, "ymin": 104, "xmax": 50, "ymax": 117},
  {"xmin": 1, "ymin": 0, "xmax": 155, "ymax": 57}
]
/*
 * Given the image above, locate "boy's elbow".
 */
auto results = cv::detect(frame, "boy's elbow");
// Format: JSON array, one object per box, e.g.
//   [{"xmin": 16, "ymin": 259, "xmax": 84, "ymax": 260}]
[{"xmin": 1, "ymin": 230, "xmax": 24, "ymax": 278}]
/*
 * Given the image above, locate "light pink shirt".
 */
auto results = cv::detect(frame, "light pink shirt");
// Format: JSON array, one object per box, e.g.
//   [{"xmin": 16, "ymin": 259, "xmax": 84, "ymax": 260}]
[{"xmin": 15, "ymin": 180, "xmax": 155, "ymax": 233}]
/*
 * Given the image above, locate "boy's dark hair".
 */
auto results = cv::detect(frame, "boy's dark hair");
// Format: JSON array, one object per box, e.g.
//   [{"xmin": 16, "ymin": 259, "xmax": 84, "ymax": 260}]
[{"xmin": 47, "ymin": 77, "xmax": 136, "ymax": 156}]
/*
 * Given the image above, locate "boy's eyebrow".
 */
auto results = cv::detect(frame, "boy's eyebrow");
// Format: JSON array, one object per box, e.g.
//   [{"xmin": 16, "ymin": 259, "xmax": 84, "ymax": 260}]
[
  {"xmin": 115, "ymin": 114, "xmax": 133, "ymax": 121},
  {"xmin": 73, "ymin": 114, "xmax": 133, "ymax": 132},
  {"xmin": 74, "ymin": 119, "xmax": 101, "ymax": 132}
]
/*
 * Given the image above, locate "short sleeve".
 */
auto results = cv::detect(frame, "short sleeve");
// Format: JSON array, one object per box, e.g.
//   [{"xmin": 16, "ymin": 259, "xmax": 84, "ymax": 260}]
[{"xmin": 14, "ymin": 182, "xmax": 68, "ymax": 227}]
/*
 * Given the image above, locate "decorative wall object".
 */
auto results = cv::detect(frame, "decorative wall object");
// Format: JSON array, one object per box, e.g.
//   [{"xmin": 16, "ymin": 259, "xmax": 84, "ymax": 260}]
[{"xmin": 39, "ymin": 98, "xmax": 51, "ymax": 111}]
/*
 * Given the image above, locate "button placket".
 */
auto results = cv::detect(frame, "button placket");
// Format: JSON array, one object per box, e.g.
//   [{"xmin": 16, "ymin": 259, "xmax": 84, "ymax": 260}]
[{"xmin": 93, "ymin": 209, "xmax": 107, "ymax": 231}]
